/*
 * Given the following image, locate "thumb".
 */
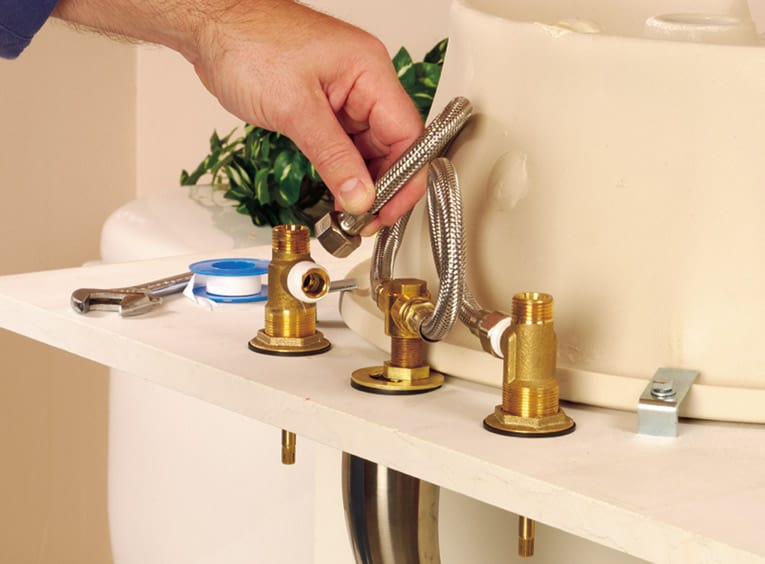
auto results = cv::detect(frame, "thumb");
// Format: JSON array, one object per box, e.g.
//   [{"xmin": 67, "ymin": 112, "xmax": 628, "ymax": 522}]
[{"xmin": 282, "ymin": 100, "xmax": 375, "ymax": 215}]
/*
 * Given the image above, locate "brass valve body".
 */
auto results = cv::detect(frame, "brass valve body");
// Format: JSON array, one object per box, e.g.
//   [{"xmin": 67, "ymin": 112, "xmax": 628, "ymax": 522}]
[
  {"xmin": 483, "ymin": 292, "xmax": 575, "ymax": 437},
  {"xmin": 249, "ymin": 224, "xmax": 331, "ymax": 356},
  {"xmin": 351, "ymin": 278, "xmax": 444, "ymax": 394}
]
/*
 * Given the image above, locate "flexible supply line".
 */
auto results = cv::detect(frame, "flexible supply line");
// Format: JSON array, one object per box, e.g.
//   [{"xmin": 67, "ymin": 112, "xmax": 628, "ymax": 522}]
[
  {"xmin": 370, "ymin": 210, "xmax": 411, "ymax": 294},
  {"xmin": 420, "ymin": 158, "xmax": 464, "ymax": 341},
  {"xmin": 371, "ymin": 156, "xmax": 511, "ymax": 354},
  {"xmin": 339, "ymin": 97, "xmax": 473, "ymax": 237},
  {"xmin": 370, "ymin": 158, "xmax": 464, "ymax": 343}
]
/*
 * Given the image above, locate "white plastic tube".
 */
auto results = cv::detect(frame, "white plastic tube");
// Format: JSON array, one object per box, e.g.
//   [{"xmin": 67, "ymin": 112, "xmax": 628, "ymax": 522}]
[{"xmin": 286, "ymin": 261, "xmax": 330, "ymax": 303}]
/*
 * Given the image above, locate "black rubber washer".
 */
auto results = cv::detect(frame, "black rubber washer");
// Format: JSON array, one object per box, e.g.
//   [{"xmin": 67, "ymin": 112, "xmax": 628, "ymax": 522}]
[
  {"xmin": 350, "ymin": 379, "xmax": 442, "ymax": 395},
  {"xmin": 248, "ymin": 341, "xmax": 331, "ymax": 356},
  {"xmin": 482, "ymin": 420, "xmax": 576, "ymax": 438}
]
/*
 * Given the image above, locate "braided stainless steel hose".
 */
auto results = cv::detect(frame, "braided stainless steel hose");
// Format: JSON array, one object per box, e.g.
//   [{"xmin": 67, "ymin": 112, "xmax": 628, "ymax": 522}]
[
  {"xmin": 340, "ymin": 96, "xmax": 473, "ymax": 236},
  {"xmin": 426, "ymin": 163, "xmax": 511, "ymax": 357},
  {"xmin": 370, "ymin": 210, "xmax": 411, "ymax": 295},
  {"xmin": 373, "ymin": 156, "xmax": 511, "ymax": 354},
  {"xmin": 370, "ymin": 158, "xmax": 464, "ymax": 343},
  {"xmin": 419, "ymin": 158, "xmax": 464, "ymax": 341},
  {"xmin": 316, "ymin": 97, "xmax": 473, "ymax": 258}
]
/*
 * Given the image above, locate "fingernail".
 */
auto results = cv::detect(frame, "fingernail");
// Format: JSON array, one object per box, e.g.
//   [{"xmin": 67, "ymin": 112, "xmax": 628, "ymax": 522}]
[{"xmin": 337, "ymin": 178, "xmax": 373, "ymax": 214}]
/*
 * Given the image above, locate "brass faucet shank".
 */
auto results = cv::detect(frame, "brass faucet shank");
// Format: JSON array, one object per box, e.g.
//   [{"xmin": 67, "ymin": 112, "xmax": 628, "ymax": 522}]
[
  {"xmin": 484, "ymin": 292, "xmax": 575, "ymax": 436},
  {"xmin": 249, "ymin": 224, "xmax": 331, "ymax": 356}
]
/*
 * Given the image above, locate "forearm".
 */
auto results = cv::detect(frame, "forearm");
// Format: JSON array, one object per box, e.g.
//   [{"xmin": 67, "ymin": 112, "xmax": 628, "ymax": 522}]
[{"xmin": 51, "ymin": 0, "xmax": 251, "ymax": 63}]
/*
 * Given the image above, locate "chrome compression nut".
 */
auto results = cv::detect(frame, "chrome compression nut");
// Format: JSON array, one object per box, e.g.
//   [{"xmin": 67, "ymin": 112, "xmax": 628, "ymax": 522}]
[
  {"xmin": 315, "ymin": 211, "xmax": 361, "ymax": 259},
  {"xmin": 475, "ymin": 311, "xmax": 513, "ymax": 358}
]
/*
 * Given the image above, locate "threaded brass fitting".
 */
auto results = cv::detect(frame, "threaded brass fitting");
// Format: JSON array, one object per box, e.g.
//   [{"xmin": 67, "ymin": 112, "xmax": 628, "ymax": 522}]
[
  {"xmin": 351, "ymin": 278, "xmax": 444, "ymax": 394},
  {"xmin": 281, "ymin": 430, "xmax": 296, "ymax": 465},
  {"xmin": 249, "ymin": 225, "xmax": 331, "ymax": 356},
  {"xmin": 518, "ymin": 515, "xmax": 535, "ymax": 558},
  {"xmin": 483, "ymin": 292, "xmax": 575, "ymax": 437}
]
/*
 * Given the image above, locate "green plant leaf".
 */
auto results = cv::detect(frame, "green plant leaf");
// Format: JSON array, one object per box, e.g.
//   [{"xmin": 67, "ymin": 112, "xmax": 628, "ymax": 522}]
[
  {"xmin": 416, "ymin": 62, "xmax": 442, "ymax": 89},
  {"xmin": 392, "ymin": 47, "xmax": 415, "ymax": 91},
  {"xmin": 273, "ymin": 151, "xmax": 305, "ymax": 206},
  {"xmin": 254, "ymin": 168, "xmax": 271, "ymax": 203},
  {"xmin": 392, "ymin": 47, "xmax": 413, "ymax": 73},
  {"xmin": 424, "ymin": 38, "xmax": 448, "ymax": 65}
]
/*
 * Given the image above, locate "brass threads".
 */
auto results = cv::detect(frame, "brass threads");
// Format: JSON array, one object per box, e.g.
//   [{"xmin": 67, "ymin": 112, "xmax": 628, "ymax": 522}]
[
  {"xmin": 265, "ymin": 309, "xmax": 316, "ymax": 339},
  {"xmin": 272, "ymin": 224, "xmax": 310, "ymax": 256},
  {"xmin": 351, "ymin": 278, "xmax": 443, "ymax": 395},
  {"xmin": 512, "ymin": 292, "xmax": 553, "ymax": 325},
  {"xmin": 390, "ymin": 337, "xmax": 426, "ymax": 369},
  {"xmin": 281, "ymin": 430, "xmax": 296, "ymax": 465},
  {"xmin": 483, "ymin": 292, "xmax": 575, "ymax": 437},
  {"xmin": 518, "ymin": 516, "xmax": 535, "ymax": 557},
  {"xmin": 502, "ymin": 383, "xmax": 559, "ymax": 419},
  {"xmin": 250, "ymin": 225, "xmax": 331, "ymax": 356}
]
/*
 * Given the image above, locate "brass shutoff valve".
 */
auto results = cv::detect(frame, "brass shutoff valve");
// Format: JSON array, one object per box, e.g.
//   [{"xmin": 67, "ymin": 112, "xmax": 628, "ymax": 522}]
[
  {"xmin": 483, "ymin": 292, "xmax": 575, "ymax": 558},
  {"xmin": 249, "ymin": 224, "xmax": 331, "ymax": 467},
  {"xmin": 249, "ymin": 224, "xmax": 331, "ymax": 357},
  {"xmin": 483, "ymin": 292, "xmax": 575, "ymax": 437},
  {"xmin": 351, "ymin": 278, "xmax": 444, "ymax": 395}
]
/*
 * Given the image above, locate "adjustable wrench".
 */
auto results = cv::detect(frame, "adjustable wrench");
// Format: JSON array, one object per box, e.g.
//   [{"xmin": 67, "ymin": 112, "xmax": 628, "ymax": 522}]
[
  {"xmin": 71, "ymin": 272, "xmax": 192, "ymax": 317},
  {"xmin": 71, "ymin": 272, "xmax": 357, "ymax": 317}
]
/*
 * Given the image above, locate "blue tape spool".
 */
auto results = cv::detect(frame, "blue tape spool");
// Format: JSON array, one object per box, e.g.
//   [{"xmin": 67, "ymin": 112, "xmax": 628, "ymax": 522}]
[{"xmin": 188, "ymin": 258, "xmax": 269, "ymax": 303}]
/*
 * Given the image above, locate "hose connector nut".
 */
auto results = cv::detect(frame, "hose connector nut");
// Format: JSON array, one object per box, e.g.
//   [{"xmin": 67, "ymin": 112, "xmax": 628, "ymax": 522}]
[
  {"xmin": 476, "ymin": 310, "xmax": 513, "ymax": 358},
  {"xmin": 315, "ymin": 211, "xmax": 361, "ymax": 258}
]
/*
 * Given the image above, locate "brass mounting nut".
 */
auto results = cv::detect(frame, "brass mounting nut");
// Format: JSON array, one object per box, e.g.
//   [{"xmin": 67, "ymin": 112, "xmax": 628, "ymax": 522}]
[
  {"xmin": 483, "ymin": 292, "xmax": 575, "ymax": 437},
  {"xmin": 249, "ymin": 329, "xmax": 331, "ymax": 356},
  {"xmin": 350, "ymin": 364, "xmax": 444, "ymax": 395},
  {"xmin": 315, "ymin": 211, "xmax": 361, "ymax": 258}
]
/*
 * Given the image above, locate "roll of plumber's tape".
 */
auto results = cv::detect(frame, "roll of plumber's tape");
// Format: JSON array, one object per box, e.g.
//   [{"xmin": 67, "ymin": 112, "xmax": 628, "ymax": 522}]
[{"xmin": 187, "ymin": 258, "xmax": 269, "ymax": 303}]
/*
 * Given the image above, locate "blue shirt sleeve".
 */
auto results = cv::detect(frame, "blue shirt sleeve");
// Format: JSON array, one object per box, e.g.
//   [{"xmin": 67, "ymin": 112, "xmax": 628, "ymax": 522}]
[{"xmin": 0, "ymin": 0, "xmax": 60, "ymax": 59}]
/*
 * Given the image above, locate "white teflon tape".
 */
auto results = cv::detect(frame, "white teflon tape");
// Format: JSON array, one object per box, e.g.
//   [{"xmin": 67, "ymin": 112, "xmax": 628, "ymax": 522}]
[
  {"xmin": 205, "ymin": 274, "xmax": 261, "ymax": 297},
  {"xmin": 489, "ymin": 316, "xmax": 514, "ymax": 358},
  {"xmin": 186, "ymin": 258, "xmax": 269, "ymax": 306}
]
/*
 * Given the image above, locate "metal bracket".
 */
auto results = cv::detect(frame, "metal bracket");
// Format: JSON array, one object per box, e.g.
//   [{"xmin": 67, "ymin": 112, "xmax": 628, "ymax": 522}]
[{"xmin": 637, "ymin": 368, "xmax": 698, "ymax": 437}]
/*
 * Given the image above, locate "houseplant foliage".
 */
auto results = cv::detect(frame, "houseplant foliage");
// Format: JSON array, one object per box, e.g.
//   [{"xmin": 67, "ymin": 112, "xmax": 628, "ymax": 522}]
[{"xmin": 180, "ymin": 39, "xmax": 447, "ymax": 229}]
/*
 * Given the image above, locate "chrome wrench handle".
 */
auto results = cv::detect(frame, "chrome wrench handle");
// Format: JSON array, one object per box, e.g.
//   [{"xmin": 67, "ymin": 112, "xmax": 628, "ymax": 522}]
[{"xmin": 71, "ymin": 272, "xmax": 192, "ymax": 316}]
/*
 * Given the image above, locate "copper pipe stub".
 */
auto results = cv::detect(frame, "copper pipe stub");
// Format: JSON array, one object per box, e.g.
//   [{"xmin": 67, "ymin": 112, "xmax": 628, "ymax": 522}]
[
  {"xmin": 249, "ymin": 225, "xmax": 331, "ymax": 356},
  {"xmin": 483, "ymin": 292, "xmax": 575, "ymax": 437},
  {"xmin": 351, "ymin": 279, "xmax": 444, "ymax": 394}
]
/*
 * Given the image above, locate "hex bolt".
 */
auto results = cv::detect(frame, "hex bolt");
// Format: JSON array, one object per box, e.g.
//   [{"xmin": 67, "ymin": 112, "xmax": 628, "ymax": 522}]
[{"xmin": 651, "ymin": 374, "xmax": 677, "ymax": 400}]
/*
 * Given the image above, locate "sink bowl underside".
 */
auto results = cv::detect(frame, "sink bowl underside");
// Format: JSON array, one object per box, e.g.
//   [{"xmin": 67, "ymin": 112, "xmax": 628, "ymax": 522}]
[{"xmin": 341, "ymin": 0, "xmax": 765, "ymax": 423}]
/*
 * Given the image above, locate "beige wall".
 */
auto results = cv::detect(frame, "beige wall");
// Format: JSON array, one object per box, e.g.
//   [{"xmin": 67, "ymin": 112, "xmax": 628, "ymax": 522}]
[{"xmin": 0, "ymin": 20, "xmax": 136, "ymax": 564}]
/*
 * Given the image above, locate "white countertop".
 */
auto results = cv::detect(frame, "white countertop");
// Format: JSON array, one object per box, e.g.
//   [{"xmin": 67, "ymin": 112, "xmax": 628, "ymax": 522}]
[{"xmin": 0, "ymin": 245, "xmax": 763, "ymax": 564}]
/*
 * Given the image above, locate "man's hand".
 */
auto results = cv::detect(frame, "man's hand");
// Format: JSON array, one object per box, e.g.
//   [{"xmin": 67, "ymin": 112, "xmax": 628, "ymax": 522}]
[{"xmin": 54, "ymin": 0, "xmax": 426, "ymax": 230}]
